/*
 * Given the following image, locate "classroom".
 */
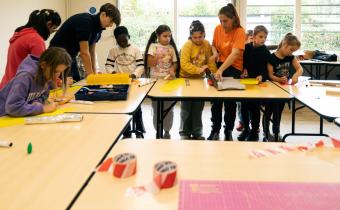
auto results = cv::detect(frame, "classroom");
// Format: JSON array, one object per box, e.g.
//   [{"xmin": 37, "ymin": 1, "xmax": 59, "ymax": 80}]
[{"xmin": 0, "ymin": 0, "xmax": 340, "ymax": 209}]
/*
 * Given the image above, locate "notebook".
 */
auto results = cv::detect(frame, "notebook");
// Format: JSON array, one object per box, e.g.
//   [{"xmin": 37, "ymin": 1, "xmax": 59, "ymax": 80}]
[
  {"xmin": 179, "ymin": 180, "xmax": 340, "ymax": 210},
  {"xmin": 206, "ymin": 70, "xmax": 245, "ymax": 90}
]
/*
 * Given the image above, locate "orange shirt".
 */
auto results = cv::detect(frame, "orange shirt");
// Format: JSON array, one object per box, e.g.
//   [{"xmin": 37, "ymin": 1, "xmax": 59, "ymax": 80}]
[{"xmin": 212, "ymin": 25, "xmax": 245, "ymax": 71}]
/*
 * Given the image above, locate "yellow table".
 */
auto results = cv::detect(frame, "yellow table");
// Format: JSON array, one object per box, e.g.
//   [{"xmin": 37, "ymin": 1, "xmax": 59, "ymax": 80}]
[
  {"xmin": 0, "ymin": 114, "xmax": 131, "ymax": 210},
  {"xmin": 274, "ymin": 81, "xmax": 340, "ymax": 140},
  {"xmin": 72, "ymin": 139, "xmax": 340, "ymax": 210},
  {"xmin": 148, "ymin": 79, "xmax": 293, "ymax": 138},
  {"xmin": 62, "ymin": 78, "xmax": 155, "ymax": 114}
]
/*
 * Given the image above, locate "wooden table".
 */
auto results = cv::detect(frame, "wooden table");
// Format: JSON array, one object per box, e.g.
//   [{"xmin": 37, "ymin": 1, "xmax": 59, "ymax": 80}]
[
  {"xmin": 72, "ymin": 139, "xmax": 340, "ymax": 210},
  {"xmin": 274, "ymin": 81, "xmax": 340, "ymax": 140},
  {"xmin": 62, "ymin": 78, "xmax": 155, "ymax": 114},
  {"xmin": 0, "ymin": 114, "xmax": 131, "ymax": 210},
  {"xmin": 148, "ymin": 79, "xmax": 293, "ymax": 138}
]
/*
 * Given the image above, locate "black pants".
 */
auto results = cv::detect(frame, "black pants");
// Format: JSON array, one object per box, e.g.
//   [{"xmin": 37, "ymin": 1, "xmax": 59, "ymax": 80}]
[
  {"xmin": 71, "ymin": 58, "xmax": 82, "ymax": 82},
  {"xmin": 262, "ymin": 102, "xmax": 285, "ymax": 136},
  {"xmin": 123, "ymin": 106, "xmax": 145, "ymax": 136},
  {"xmin": 210, "ymin": 65, "xmax": 242, "ymax": 133},
  {"xmin": 241, "ymin": 101, "xmax": 260, "ymax": 131}
]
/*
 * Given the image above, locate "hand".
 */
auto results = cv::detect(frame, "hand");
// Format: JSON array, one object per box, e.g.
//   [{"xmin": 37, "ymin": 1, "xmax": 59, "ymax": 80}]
[
  {"xmin": 43, "ymin": 102, "xmax": 58, "ymax": 113},
  {"xmin": 214, "ymin": 70, "xmax": 223, "ymax": 81},
  {"xmin": 129, "ymin": 74, "xmax": 137, "ymax": 79},
  {"xmin": 199, "ymin": 65, "xmax": 208, "ymax": 74},
  {"xmin": 240, "ymin": 69, "xmax": 248, "ymax": 78},
  {"xmin": 279, "ymin": 76, "xmax": 288, "ymax": 85},
  {"xmin": 169, "ymin": 68, "xmax": 176, "ymax": 79},
  {"xmin": 66, "ymin": 77, "xmax": 74, "ymax": 86},
  {"xmin": 291, "ymin": 75, "xmax": 298, "ymax": 85},
  {"xmin": 256, "ymin": 75, "xmax": 262, "ymax": 82}
]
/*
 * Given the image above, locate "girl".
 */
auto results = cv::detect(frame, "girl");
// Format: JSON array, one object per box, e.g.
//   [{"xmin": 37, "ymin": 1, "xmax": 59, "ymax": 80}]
[
  {"xmin": 238, "ymin": 25, "xmax": 270, "ymax": 141},
  {"xmin": 0, "ymin": 47, "xmax": 72, "ymax": 117},
  {"xmin": 0, "ymin": 9, "xmax": 61, "ymax": 89},
  {"xmin": 208, "ymin": 4, "xmax": 246, "ymax": 141},
  {"xmin": 179, "ymin": 20, "xmax": 217, "ymax": 140},
  {"xmin": 264, "ymin": 33, "xmax": 303, "ymax": 141},
  {"xmin": 144, "ymin": 25, "xmax": 180, "ymax": 139}
]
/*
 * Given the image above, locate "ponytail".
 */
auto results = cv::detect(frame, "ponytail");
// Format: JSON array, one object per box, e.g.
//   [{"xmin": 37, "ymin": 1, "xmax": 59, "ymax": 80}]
[
  {"xmin": 278, "ymin": 33, "xmax": 301, "ymax": 50},
  {"xmin": 218, "ymin": 3, "xmax": 240, "ymax": 28},
  {"xmin": 144, "ymin": 31, "xmax": 158, "ymax": 77}
]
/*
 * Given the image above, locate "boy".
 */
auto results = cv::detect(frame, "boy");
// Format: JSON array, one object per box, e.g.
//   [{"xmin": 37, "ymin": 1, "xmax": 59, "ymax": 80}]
[{"xmin": 105, "ymin": 26, "xmax": 145, "ymax": 138}]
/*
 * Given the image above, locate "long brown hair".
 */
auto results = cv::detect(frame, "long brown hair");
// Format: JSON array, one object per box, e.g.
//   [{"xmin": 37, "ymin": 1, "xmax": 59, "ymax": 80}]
[
  {"xmin": 35, "ymin": 47, "xmax": 72, "ymax": 86},
  {"xmin": 218, "ymin": 3, "xmax": 240, "ymax": 28}
]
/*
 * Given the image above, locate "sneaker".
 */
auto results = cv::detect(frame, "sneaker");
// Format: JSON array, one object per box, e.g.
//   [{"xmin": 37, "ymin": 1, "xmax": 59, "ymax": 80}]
[
  {"xmin": 246, "ymin": 130, "xmax": 259, "ymax": 141},
  {"xmin": 224, "ymin": 130, "xmax": 233, "ymax": 141},
  {"xmin": 180, "ymin": 135, "xmax": 190, "ymax": 140},
  {"xmin": 236, "ymin": 122, "xmax": 244, "ymax": 131},
  {"xmin": 192, "ymin": 135, "xmax": 205, "ymax": 140},
  {"xmin": 135, "ymin": 133, "xmax": 144, "ymax": 139},
  {"xmin": 207, "ymin": 131, "xmax": 219, "ymax": 140},
  {"xmin": 237, "ymin": 129, "xmax": 249, "ymax": 141},
  {"xmin": 163, "ymin": 131, "xmax": 171, "ymax": 139},
  {"xmin": 263, "ymin": 133, "xmax": 274, "ymax": 142},
  {"xmin": 122, "ymin": 134, "xmax": 132, "ymax": 139}
]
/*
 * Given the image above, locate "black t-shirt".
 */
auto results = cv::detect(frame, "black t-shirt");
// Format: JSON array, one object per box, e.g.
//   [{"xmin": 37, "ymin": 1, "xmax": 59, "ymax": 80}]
[
  {"xmin": 243, "ymin": 43, "xmax": 270, "ymax": 80},
  {"xmin": 50, "ymin": 13, "xmax": 103, "ymax": 58},
  {"xmin": 268, "ymin": 53, "xmax": 294, "ymax": 78}
]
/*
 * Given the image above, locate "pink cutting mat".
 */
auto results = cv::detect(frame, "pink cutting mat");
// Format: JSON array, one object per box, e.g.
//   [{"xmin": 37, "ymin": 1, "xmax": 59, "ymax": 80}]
[{"xmin": 179, "ymin": 180, "xmax": 340, "ymax": 210}]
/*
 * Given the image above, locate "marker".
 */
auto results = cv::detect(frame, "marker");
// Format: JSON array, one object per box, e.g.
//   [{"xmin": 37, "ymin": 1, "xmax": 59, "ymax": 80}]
[
  {"xmin": 27, "ymin": 142, "xmax": 32, "ymax": 154},
  {"xmin": 69, "ymin": 99, "xmax": 94, "ymax": 105},
  {"xmin": 138, "ymin": 79, "xmax": 156, "ymax": 87},
  {"xmin": 0, "ymin": 140, "xmax": 13, "ymax": 148}
]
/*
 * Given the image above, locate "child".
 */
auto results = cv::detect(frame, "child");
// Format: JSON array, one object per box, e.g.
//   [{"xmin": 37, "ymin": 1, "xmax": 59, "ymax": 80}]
[
  {"xmin": 179, "ymin": 20, "xmax": 217, "ymax": 140},
  {"xmin": 236, "ymin": 29, "xmax": 254, "ymax": 132},
  {"xmin": 105, "ymin": 26, "xmax": 145, "ymax": 138},
  {"xmin": 264, "ymin": 33, "xmax": 303, "ymax": 141},
  {"xmin": 0, "ymin": 9, "xmax": 61, "ymax": 89},
  {"xmin": 238, "ymin": 25, "xmax": 270, "ymax": 141},
  {"xmin": 0, "ymin": 47, "xmax": 72, "ymax": 117},
  {"xmin": 144, "ymin": 25, "xmax": 180, "ymax": 139}
]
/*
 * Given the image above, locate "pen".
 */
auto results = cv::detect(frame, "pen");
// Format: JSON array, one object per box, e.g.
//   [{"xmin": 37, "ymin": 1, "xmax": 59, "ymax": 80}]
[
  {"xmin": 0, "ymin": 140, "xmax": 13, "ymax": 148},
  {"xmin": 138, "ymin": 79, "xmax": 156, "ymax": 87}
]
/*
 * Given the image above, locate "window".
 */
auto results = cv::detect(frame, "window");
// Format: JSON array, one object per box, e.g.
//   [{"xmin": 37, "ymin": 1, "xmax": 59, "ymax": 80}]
[
  {"xmin": 119, "ymin": 0, "xmax": 227, "ymax": 50},
  {"xmin": 119, "ymin": 0, "xmax": 174, "ymax": 51},
  {"xmin": 246, "ymin": 0, "xmax": 294, "ymax": 45},
  {"xmin": 300, "ymin": 0, "xmax": 340, "ymax": 51}
]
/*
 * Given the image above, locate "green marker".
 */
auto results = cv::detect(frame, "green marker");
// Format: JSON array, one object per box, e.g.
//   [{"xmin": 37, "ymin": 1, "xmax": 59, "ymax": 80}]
[{"xmin": 27, "ymin": 142, "xmax": 32, "ymax": 154}]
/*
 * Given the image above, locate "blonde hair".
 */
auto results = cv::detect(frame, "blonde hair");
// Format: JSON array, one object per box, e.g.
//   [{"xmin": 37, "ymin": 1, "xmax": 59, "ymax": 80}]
[{"xmin": 278, "ymin": 33, "xmax": 301, "ymax": 49}]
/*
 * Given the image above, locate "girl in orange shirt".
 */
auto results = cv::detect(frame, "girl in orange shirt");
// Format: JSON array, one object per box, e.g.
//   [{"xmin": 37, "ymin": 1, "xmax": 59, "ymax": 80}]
[{"xmin": 208, "ymin": 4, "xmax": 246, "ymax": 141}]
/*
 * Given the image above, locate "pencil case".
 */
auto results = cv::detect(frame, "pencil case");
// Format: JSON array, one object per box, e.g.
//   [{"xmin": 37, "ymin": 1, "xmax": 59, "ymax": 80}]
[{"xmin": 74, "ymin": 85, "xmax": 129, "ymax": 101}]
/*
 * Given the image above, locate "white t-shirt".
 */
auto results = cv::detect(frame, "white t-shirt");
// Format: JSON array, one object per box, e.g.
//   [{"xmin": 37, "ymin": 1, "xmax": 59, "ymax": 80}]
[
  {"xmin": 104, "ymin": 44, "xmax": 144, "ymax": 77},
  {"xmin": 147, "ymin": 43, "xmax": 177, "ymax": 78}
]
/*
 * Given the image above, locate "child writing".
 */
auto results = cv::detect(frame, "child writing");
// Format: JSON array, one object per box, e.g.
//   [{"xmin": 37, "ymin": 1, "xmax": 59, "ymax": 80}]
[
  {"xmin": 144, "ymin": 25, "xmax": 180, "ymax": 139},
  {"xmin": 264, "ymin": 33, "xmax": 303, "ymax": 141},
  {"xmin": 238, "ymin": 25, "xmax": 270, "ymax": 141},
  {"xmin": 0, "ymin": 9, "xmax": 61, "ymax": 89},
  {"xmin": 179, "ymin": 20, "xmax": 217, "ymax": 140},
  {"xmin": 0, "ymin": 47, "xmax": 72, "ymax": 117},
  {"xmin": 104, "ymin": 26, "xmax": 145, "ymax": 138}
]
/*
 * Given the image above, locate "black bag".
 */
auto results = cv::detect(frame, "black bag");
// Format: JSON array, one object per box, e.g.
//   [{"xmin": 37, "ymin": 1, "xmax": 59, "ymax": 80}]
[{"xmin": 313, "ymin": 50, "xmax": 337, "ymax": 61}]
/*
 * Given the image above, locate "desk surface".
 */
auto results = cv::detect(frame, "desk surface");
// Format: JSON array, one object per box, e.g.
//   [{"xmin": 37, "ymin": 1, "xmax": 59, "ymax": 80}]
[
  {"xmin": 335, "ymin": 118, "xmax": 340, "ymax": 127},
  {"xmin": 275, "ymin": 82, "xmax": 340, "ymax": 119},
  {"xmin": 73, "ymin": 139, "xmax": 340, "ymax": 210},
  {"xmin": 0, "ymin": 114, "xmax": 131, "ymax": 210},
  {"xmin": 148, "ymin": 79, "xmax": 292, "ymax": 100},
  {"xmin": 62, "ymin": 78, "xmax": 154, "ymax": 114},
  {"xmin": 300, "ymin": 60, "xmax": 340, "ymax": 65}
]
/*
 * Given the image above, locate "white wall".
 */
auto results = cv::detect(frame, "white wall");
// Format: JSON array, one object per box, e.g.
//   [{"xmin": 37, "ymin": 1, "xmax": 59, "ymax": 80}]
[{"xmin": 0, "ymin": 0, "xmax": 67, "ymax": 79}]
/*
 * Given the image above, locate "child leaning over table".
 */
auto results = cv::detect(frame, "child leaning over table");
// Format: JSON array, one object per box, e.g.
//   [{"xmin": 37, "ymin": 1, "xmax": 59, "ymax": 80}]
[
  {"xmin": 179, "ymin": 20, "xmax": 217, "ymax": 140},
  {"xmin": 263, "ymin": 33, "xmax": 303, "ymax": 141},
  {"xmin": 104, "ymin": 26, "xmax": 145, "ymax": 138}
]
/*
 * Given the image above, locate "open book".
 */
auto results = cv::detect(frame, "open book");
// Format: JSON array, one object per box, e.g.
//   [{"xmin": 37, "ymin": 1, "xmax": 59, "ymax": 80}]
[{"xmin": 206, "ymin": 70, "xmax": 245, "ymax": 91}]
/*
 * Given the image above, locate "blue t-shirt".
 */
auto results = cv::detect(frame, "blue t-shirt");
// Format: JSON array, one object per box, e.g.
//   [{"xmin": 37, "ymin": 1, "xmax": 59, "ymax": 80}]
[{"xmin": 50, "ymin": 13, "xmax": 103, "ymax": 58}]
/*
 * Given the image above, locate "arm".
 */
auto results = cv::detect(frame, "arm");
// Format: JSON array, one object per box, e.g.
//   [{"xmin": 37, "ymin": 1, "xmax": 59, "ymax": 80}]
[
  {"xmin": 79, "ymin": 41, "xmax": 94, "ymax": 76},
  {"xmin": 214, "ymin": 48, "xmax": 241, "ymax": 80},
  {"xmin": 147, "ymin": 54, "xmax": 157, "ymax": 67},
  {"xmin": 207, "ymin": 44, "xmax": 218, "ymax": 73},
  {"xmin": 267, "ymin": 63, "xmax": 287, "ymax": 84},
  {"xmin": 291, "ymin": 57, "xmax": 303, "ymax": 85},
  {"xmin": 133, "ymin": 49, "xmax": 144, "ymax": 78},
  {"xmin": 180, "ymin": 43, "xmax": 206, "ymax": 75},
  {"xmin": 105, "ymin": 49, "xmax": 116, "ymax": 74},
  {"xmin": 89, "ymin": 43, "xmax": 97, "ymax": 73}
]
